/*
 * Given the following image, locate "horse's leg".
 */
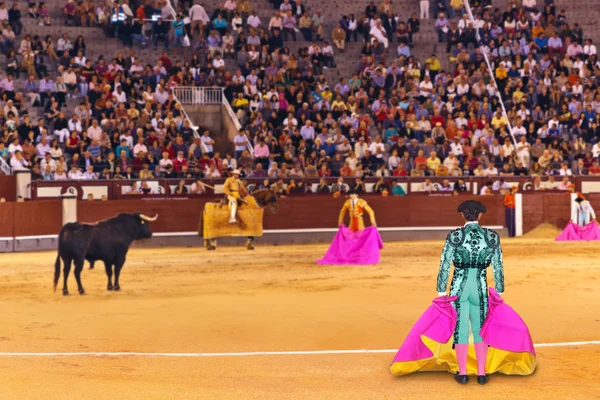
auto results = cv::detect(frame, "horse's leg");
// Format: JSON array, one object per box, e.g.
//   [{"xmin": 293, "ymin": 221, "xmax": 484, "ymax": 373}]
[
  {"xmin": 206, "ymin": 238, "xmax": 216, "ymax": 250},
  {"xmin": 246, "ymin": 236, "xmax": 255, "ymax": 250}
]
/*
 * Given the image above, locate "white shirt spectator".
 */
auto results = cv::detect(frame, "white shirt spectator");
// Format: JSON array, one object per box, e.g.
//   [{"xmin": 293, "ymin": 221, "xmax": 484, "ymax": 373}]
[
  {"xmin": 189, "ymin": 4, "xmax": 210, "ymax": 23},
  {"xmin": 283, "ymin": 116, "xmax": 298, "ymax": 127},
  {"xmin": 502, "ymin": 143, "xmax": 515, "ymax": 157},
  {"xmin": 112, "ymin": 90, "xmax": 127, "ymax": 103},
  {"xmin": 133, "ymin": 143, "xmax": 148, "ymax": 155},
  {"xmin": 516, "ymin": 141, "xmax": 531, "ymax": 159},
  {"xmin": 368, "ymin": 141, "xmax": 385, "ymax": 159},
  {"xmin": 8, "ymin": 143, "xmax": 23, "ymax": 155},
  {"xmin": 234, "ymin": 134, "xmax": 249, "ymax": 151},
  {"xmin": 41, "ymin": 157, "xmax": 57, "ymax": 172},
  {"xmin": 354, "ymin": 141, "xmax": 368, "ymax": 158},
  {"xmin": 36, "ymin": 142, "xmax": 51, "ymax": 158},
  {"xmin": 83, "ymin": 170, "xmax": 97, "ymax": 180},
  {"xmin": 322, "ymin": 44, "xmax": 334, "ymax": 56},
  {"xmin": 120, "ymin": 134, "xmax": 134, "ymax": 149},
  {"xmin": 68, "ymin": 169, "xmax": 83, "ymax": 180},
  {"xmin": 593, "ymin": 143, "xmax": 600, "ymax": 158},
  {"xmin": 512, "ymin": 125, "xmax": 527, "ymax": 138},
  {"xmin": 247, "ymin": 15, "xmax": 261, "ymax": 28},
  {"xmin": 443, "ymin": 155, "xmax": 459, "ymax": 171},
  {"xmin": 87, "ymin": 125, "xmax": 103, "ymax": 141},
  {"xmin": 369, "ymin": 24, "xmax": 387, "ymax": 44},
  {"xmin": 388, "ymin": 154, "xmax": 400, "ymax": 170},
  {"xmin": 159, "ymin": 158, "xmax": 173, "ymax": 172},
  {"xmin": 191, "ymin": 182, "xmax": 206, "ymax": 193},
  {"xmin": 69, "ymin": 118, "xmax": 83, "ymax": 133},
  {"xmin": 57, "ymin": 38, "xmax": 72, "ymax": 52},
  {"xmin": 559, "ymin": 167, "xmax": 572, "ymax": 176},
  {"xmin": 10, "ymin": 156, "xmax": 28, "ymax": 170},
  {"xmin": 201, "ymin": 135, "xmax": 215, "ymax": 153},
  {"xmin": 129, "ymin": 63, "xmax": 143, "ymax": 74},
  {"xmin": 206, "ymin": 167, "xmax": 221, "ymax": 178},
  {"xmin": 584, "ymin": 43, "xmax": 597, "ymax": 56},
  {"xmin": 421, "ymin": 182, "xmax": 436, "ymax": 192},
  {"xmin": 419, "ymin": 80, "xmax": 433, "ymax": 97},
  {"xmin": 154, "ymin": 87, "xmax": 168, "ymax": 105},
  {"xmin": 449, "ymin": 142, "xmax": 464, "ymax": 156},
  {"xmin": 484, "ymin": 166, "xmax": 498, "ymax": 176},
  {"xmin": 212, "ymin": 58, "xmax": 225, "ymax": 69},
  {"xmin": 492, "ymin": 180, "xmax": 510, "ymax": 191},
  {"xmin": 222, "ymin": 157, "xmax": 237, "ymax": 170}
]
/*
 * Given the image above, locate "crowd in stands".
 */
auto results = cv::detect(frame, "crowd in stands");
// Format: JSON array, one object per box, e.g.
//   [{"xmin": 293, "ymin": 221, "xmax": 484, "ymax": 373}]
[{"xmin": 1, "ymin": 0, "xmax": 600, "ymax": 196}]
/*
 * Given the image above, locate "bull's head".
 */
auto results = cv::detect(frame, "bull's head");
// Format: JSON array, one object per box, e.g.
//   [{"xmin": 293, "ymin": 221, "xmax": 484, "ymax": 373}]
[{"xmin": 135, "ymin": 213, "xmax": 158, "ymax": 239}]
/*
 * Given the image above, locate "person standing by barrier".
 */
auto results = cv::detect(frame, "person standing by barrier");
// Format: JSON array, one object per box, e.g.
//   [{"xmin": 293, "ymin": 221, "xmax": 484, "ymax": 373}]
[
  {"xmin": 572, "ymin": 193, "xmax": 596, "ymax": 226},
  {"xmin": 503, "ymin": 185, "xmax": 517, "ymax": 237}
]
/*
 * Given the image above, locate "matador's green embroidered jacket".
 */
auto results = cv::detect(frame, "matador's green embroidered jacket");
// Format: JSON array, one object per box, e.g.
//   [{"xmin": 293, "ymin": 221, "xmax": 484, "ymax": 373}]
[{"xmin": 436, "ymin": 222, "xmax": 505, "ymax": 343}]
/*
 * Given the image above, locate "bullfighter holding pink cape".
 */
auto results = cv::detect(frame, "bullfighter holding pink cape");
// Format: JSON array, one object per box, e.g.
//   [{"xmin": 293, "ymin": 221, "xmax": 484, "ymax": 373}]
[
  {"xmin": 390, "ymin": 200, "xmax": 536, "ymax": 384},
  {"xmin": 555, "ymin": 193, "xmax": 600, "ymax": 241},
  {"xmin": 317, "ymin": 189, "xmax": 383, "ymax": 265}
]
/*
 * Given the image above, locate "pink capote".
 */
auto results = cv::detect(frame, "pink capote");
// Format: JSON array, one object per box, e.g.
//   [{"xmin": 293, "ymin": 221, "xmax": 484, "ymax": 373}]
[
  {"xmin": 555, "ymin": 222, "xmax": 600, "ymax": 241},
  {"xmin": 317, "ymin": 226, "xmax": 383, "ymax": 265},
  {"xmin": 390, "ymin": 288, "xmax": 535, "ymax": 368},
  {"xmin": 480, "ymin": 289, "xmax": 535, "ymax": 355},
  {"xmin": 391, "ymin": 296, "xmax": 458, "ymax": 362}
]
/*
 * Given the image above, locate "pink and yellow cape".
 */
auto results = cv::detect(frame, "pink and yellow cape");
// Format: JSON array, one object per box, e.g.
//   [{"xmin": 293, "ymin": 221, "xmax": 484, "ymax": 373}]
[
  {"xmin": 556, "ymin": 221, "xmax": 600, "ymax": 241},
  {"xmin": 389, "ymin": 289, "xmax": 536, "ymax": 376},
  {"xmin": 317, "ymin": 226, "xmax": 383, "ymax": 265}
]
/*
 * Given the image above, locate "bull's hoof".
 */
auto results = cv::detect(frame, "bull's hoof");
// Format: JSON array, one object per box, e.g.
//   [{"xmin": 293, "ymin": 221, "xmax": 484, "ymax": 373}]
[
  {"xmin": 78, "ymin": 289, "xmax": 86, "ymax": 295},
  {"xmin": 114, "ymin": 285, "xmax": 121, "ymax": 291},
  {"xmin": 62, "ymin": 290, "xmax": 69, "ymax": 296},
  {"xmin": 107, "ymin": 284, "xmax": 113, "ymax": 291}
]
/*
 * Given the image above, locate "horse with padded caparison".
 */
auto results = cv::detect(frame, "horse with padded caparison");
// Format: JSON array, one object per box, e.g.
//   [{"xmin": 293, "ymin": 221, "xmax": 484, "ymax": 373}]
[{"xmin": 198, "ymin": 189, "xmax": 278, "ymax": 250}]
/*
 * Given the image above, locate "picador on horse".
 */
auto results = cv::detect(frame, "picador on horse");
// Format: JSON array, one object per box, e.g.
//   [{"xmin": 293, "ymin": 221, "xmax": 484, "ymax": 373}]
[{"xmin": 200, "ymin": 169, "xmax": 279, "ymax": 251}]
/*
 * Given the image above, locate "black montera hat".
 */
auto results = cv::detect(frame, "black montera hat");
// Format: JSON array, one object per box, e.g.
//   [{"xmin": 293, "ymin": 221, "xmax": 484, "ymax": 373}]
[{"xmin": 457, "ymin": 200, "xmax": 487, "ymax": 213}]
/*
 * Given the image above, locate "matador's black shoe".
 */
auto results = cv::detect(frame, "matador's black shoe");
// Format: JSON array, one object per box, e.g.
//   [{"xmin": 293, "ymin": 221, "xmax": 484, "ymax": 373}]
[
  {"xmin": 454, "ymin": 374, "xmax": 469, "ymax": 384},
  {"xmin": 477, "ymin": 375, "xmax": 489, "ymax": 385}
]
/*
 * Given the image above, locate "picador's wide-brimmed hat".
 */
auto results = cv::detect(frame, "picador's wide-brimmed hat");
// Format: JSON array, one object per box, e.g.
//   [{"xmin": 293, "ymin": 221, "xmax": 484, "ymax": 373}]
[{"xmin": 457, "ymin": 200, "xmax": 487, "ymax": 213}]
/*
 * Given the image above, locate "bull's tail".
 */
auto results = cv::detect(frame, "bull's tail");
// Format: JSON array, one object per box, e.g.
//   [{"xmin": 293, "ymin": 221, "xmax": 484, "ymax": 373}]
[{"xmin": 53, "ymin": 254, "xmax": 61, "ymax": 292}]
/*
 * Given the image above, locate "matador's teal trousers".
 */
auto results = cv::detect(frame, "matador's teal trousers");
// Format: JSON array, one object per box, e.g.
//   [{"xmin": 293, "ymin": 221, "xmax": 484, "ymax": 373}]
[{"xmin": 455, "ymin": 269, "xmax": 483, "ymax": 344}]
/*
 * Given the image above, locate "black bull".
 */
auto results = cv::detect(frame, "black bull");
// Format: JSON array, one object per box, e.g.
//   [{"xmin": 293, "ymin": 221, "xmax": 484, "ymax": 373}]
[{"xmin": 53, "ymin": 213, "xmax": 158, "ymax": 295}]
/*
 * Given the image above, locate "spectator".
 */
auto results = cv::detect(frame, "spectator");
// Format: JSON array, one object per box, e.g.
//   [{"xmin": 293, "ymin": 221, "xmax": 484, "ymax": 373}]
[{"xmin": 332, "ymin": 23, "xmax": 346, "ymax": 52}]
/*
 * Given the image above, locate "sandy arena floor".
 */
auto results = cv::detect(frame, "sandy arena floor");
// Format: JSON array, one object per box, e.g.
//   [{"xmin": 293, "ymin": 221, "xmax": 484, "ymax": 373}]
[{"xmin": 0, "ymin": 237, "xmax": 599, "ymax": 400}]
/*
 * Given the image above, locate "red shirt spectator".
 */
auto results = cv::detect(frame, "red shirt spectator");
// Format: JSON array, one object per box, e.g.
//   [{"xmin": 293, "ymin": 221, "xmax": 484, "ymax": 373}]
[
  {"xmin": 173, "ymin": 153, "xmax": 188, "ymax": 172},
  {"xmin": 161, "ymin": 143, "xmax": 175, "ymax": 159},
  {"xmin": 430, "ymin": 115, "xmax": 446, "ymax": 128}
]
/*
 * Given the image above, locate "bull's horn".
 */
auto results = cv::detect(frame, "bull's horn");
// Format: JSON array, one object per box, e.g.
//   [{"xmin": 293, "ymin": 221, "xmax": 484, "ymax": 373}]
[{"xmin": 139, "ymin": 214, "xmax": 158, "ymax": 222}]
